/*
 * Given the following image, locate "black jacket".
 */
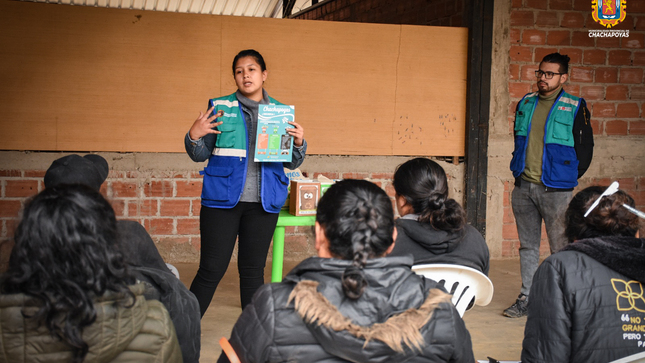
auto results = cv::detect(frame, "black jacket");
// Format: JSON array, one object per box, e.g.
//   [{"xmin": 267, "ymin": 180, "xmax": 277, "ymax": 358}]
[
  {"xmin": 220, "ymin": 256, "xmax": 475, "ymax": 363},
  {"xmin": 522, "ymin": 237, "xmax": 645, "ymax": 363},
  {"xmin": 390, "ymin": 218, "xmax": 490, "ymax": 275}
]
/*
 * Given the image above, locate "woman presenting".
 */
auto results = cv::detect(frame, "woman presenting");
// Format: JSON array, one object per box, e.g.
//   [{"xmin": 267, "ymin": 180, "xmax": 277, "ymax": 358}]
[{"xmin": 185, "ymin": 49, "xmax": 306, "ymax": 316}]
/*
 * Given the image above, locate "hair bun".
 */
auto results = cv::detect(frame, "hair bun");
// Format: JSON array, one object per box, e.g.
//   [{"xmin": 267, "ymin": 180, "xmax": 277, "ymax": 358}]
[{"xmin": 341, "ymin": 265, "xmax": 367, "ymax": 300}]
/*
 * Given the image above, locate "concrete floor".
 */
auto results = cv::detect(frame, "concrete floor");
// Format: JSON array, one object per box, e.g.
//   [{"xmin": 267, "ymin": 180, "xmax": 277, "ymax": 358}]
[{"xmin": 175, "ymin": 258, "xmax": 527, "ymax": 362}]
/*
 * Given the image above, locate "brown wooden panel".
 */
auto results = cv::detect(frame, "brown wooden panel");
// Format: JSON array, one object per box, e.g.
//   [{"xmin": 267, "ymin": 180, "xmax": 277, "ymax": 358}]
[{"xmin": 0, "ymin": 0, "xmax": 468, "ymax": 156}]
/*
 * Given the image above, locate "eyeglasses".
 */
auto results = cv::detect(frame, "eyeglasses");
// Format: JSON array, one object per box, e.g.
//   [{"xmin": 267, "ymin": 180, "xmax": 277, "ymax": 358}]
[{"xmin": 535, "ymin": 70, "xmax": 565, "ymax": 79}]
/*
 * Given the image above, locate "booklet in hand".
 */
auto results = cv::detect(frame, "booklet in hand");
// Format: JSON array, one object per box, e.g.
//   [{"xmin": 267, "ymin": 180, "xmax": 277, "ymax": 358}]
[{"xmin": 254, "ymin": 104, "xmax": 295, "ymax": 162}]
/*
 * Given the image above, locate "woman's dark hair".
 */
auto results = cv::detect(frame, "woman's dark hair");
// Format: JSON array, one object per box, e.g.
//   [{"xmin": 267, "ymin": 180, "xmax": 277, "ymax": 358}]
[
  {"xmin": 316, "ymin": 179, "xmax": 395, "ymax": 300},
  {"xmin": 393, "ymin": 158, "xmax": 466, "ymax": 232},
  {"xmin": 0, "ymin": 185, "xmax": 135, "ymax": 363},
  {"xmin": 565, "ymin": 185, "xmax": 640, "ymax": 242},
  {"xmin": 232, "ymin": 49, "xmax": 267, "ymax": 74}
]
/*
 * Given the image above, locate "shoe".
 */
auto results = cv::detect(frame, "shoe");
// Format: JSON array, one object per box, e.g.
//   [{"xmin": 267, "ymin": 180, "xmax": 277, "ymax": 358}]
[{"xmin": 503, "ymin": 293, "xmax": 528, "ymax": 318}]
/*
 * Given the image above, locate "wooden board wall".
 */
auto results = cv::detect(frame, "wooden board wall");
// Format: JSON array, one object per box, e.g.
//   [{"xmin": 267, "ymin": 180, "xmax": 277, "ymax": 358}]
[{"xmin": 0, "ymin": 0, "xmax": 468, "ymax": 156}]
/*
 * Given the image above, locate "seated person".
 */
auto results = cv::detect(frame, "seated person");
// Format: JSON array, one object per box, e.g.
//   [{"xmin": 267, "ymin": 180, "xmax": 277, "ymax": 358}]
[
  {"xmin": 0, "ymin": 185, "xmax": 182, "ymax": 362},
  {"xmin": 389, "ymin": 158, "xmax": 490, "ymax": 275},
  {"xmin": 43, "ymin": 154, "xmax": 200, "ymax": 363},
  {"xmin": 218, "ymin": 179, "xmax": 475, "ymax": 363},
  {"xmin": 522, "ymin": 185, "xmax": 645, "ymax": 363}
]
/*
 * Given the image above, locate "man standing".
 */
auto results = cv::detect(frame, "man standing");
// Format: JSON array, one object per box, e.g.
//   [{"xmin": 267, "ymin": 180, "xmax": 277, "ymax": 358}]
[{"xmin": 504, "ymin": 53, "xmax": 594, "ymax": 318}]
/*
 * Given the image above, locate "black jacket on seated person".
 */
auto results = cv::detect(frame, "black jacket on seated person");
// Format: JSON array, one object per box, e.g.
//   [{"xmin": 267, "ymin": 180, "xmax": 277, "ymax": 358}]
[
  {"xmin": 522, "ymin": 236, "xmax": 645, "ymax": 363},
  {"xmin": 219, "ymin": 255, "xmax": 475, "ymax": 363}
]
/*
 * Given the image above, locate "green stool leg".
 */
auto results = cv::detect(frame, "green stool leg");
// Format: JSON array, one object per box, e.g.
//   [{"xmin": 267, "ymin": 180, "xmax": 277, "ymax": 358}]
[{"xmin": 271, "ymin": 226, "xmax": 286, "ymax": 283}]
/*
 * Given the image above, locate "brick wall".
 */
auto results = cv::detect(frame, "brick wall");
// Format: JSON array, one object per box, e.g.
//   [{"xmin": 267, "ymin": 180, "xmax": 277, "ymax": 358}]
[
  {"xmin": 1, "ymin": 153, "xmax": 464, "ymax": 271},
  {"xmin": 502, "ymin": 0, "xmax": 645, "ymax": 256},
  {"xmin": 293, "ymin": 0, "xmax": 464, "ymax": 26}
]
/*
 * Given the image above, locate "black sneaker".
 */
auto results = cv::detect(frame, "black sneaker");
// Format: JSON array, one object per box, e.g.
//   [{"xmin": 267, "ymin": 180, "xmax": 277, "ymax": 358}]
[{"xmin": 503, "ymin": 293, "xmax": 528, "ymax": 318}]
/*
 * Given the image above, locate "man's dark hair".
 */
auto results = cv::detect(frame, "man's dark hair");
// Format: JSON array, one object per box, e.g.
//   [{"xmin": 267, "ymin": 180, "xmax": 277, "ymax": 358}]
[{"xmin": 541, "ymin": 53, "xmax": 570, "ymax": 74}]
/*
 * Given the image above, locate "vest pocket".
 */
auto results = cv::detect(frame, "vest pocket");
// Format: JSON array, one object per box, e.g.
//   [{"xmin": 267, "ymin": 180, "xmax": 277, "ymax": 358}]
[
  {"xmin": 550, "ymin": 116, "xmax": 573, "ymax": 142},
  {"xmin": 201, "ymin": 166, "xmax": 234, "ymax": 202},
  {"xmin": 544, "ymin": 144, "xmax": 578, "ymax": 185},
  {"xmin": 267, "ymin": 169, "xmax": 290, "ymax": 210}
]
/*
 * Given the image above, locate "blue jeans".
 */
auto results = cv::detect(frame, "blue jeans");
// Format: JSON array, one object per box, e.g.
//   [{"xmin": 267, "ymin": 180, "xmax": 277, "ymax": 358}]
[{"xmin": 512, "ymin": 180, "xmax": 572, "ymax": 296}]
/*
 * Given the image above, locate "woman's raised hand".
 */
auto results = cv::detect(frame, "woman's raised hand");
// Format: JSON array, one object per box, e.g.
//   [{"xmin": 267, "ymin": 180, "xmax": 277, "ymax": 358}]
[
  {"xmin": 188, "ymin": 107, "xmax": 223, "ymax": 140},
  {"xmin": 287, "ymin": 121, "xmax": 305, "ymax": 147}
]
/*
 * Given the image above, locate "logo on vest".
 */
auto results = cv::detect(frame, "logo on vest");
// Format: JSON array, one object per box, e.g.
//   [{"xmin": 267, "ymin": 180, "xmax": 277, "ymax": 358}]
[
  {"xmin": 557, "ymin": 106, "xmax": 572, "ymax": 112},
  {"xmin": 612, "ymin": 278, "xmax": 645, "ymax": 312}
]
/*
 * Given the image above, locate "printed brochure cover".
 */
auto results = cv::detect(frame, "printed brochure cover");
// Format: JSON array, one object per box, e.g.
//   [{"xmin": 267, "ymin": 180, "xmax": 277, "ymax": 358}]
[{"xmin": 254, "ymin": 104, "xmax": 294, "ymax": 162}]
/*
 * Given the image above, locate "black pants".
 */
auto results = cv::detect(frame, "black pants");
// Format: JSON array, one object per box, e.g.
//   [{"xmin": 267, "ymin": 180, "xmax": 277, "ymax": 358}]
[{"xmin": 190, "ymin": 202, "xmax": 279, "ymax": 316}]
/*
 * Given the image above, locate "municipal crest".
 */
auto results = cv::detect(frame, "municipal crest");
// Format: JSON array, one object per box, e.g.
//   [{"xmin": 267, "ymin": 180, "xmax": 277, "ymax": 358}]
[{"xmin": 592, "ymin": 0, "xmax": 627, "ymax": 28}]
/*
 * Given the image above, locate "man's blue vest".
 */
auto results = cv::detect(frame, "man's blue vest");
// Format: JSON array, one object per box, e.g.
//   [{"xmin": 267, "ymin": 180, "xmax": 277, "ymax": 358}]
[
  {"xmin": 199, "ymin": 93, "xmax": 289, "ymax": 213},
  {"xmin": 510, "ymin": 90, "xmax": 581, "ymax": 189}
]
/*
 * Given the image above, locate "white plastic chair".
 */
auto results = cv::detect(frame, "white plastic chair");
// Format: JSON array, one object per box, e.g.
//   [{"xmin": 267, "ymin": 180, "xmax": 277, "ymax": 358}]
[{"xmin": 412, "ymin": 263, "xmax": 494, "ymax": 317}]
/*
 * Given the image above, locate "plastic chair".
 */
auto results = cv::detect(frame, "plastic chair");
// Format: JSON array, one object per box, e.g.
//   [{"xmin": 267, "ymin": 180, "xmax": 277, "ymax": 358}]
[
  {"xmin": 411, "ymin": 263, "xmax": 494, "ymax": 317},
  {"xmin": 219, "ymin": 337, "xmax": 241, "ymax": 363}
]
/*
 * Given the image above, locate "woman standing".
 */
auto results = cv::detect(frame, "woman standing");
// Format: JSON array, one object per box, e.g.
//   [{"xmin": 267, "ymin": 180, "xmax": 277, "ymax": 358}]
[
  {"xmin": 522, "ymin": 185, "xmax": 645, "ymax": 362},
  {"xmin": 389, "ymin": 158, "xmax": 489, "ymax": 274},
  {"xmin": 185, "ymin": 49, "xmax": 306, "ymax": 315},
  {"xmin": 218, "ymin": 180, "xmax": 474, "ymax": 362}
]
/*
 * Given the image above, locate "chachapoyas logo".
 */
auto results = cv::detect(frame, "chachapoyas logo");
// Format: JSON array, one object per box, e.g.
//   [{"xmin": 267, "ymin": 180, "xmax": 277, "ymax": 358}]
[{"xmin": 592, "ymin": 0, "xmax": 627, "ymax": 29}]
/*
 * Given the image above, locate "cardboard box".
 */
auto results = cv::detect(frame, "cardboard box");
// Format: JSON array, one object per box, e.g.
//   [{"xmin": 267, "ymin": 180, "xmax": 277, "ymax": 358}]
[{"xmin": 289, "ymin": 180, "xmax": 321, "ymax": 216}]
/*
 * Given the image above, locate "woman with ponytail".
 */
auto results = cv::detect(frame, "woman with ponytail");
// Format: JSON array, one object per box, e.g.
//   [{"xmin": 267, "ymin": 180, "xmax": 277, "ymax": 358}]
[
  {"xmin": 218, "ymin": 179, "xmax": 474, "ymax": 363},
  {"xmin": 389, "ymin": 158, "xmax": 490, "ymax": 274}
]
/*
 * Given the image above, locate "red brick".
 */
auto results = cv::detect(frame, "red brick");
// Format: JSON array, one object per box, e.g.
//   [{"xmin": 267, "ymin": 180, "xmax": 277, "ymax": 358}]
[
  {"xmin": 4, "ymin": 180, "xmax": 38, "ymax": 197},
  {"xmin": 596, "ymin": 36, "xmax": 621, "ymax": 48},
  {"xmin": 341, "ymin": 172, "xmax": 370, "ymax": 179},
  {"xmin": 111, "ymin": 181, "xmax": 138, "ymax": 198},
  {"xmin": 509, "ymin": 63, "xmax": 521, "ymax": 80},
  {"xmin": 572, "ymin": 0, "xmax": 590, "ymax": 11},
  {"xmin": 565, "ymin": 84, "xmax": 580, "ymax": 96},
  {"xmin": 605, "ymin": 120, "xmax": 628, "ymax": 135},
  {"xmin": 630, "ymin": 121, "xmax": 645, "ymax": 135},
  {"xmin": 132, "ymin": 199, "xmax": 158, "ymax": 217},
  {"xmin": 633, "ymin": 86, "xmax": 645, "ymax": 100},
  {"xmin": 111, "ymin": 199, "xmax": 126, "ymax": 217},
  {"xmin": 570, "ymin": 66, "xmax": 594, "ymax": 82},
  {"xmin": 595, "ymin": 67, "xmax": 618, "ymax": 83},
  {"xmin": 571, "ymin": 31, "xmax": 595, "ymax": 47},
  {"xmin": 559, "ymin": 48, "xmax": 583, "ymax": 64},
  {"xmin": 561, "ymin": 12, "xmax": 584, "ymax": 28},
  {"xmin": 503, "ymin": 224, "xmax": 519, "ymax": 240},
  {"xmin": 534, "ymin": 47, "xmax": 559, "ymax": 62},
  {"xmin": 509, "ymin": 82, "xmax": 532, "ymax": 98},
  {"xmin": 0, "ymin": 200, "xmax": 22, "ymax": 218},
  {"xmin": 23, "ymin": 170, "xmax": 45, "ymax": 178},
  {"xmin": 608, "ymin": 50, "xmax": 632, "ymax": 65},
  {"xmin": 591, "ymin": 119, "xmax": 602, "ymax": 135},
  {"xmin": 580, "ymin": 85, "xmax": 604, "ymax": 100},
  {"xmin": 511, "ymin": 10, "xmax": 535, "ymax": 26},
  {"xmin": 510, "ymin": 45, "xmax": 533, "ymax": 62},
  {"xmin": 586, "ymin": 13, "xmax": 605, "ymax": 30},
  {"xmin": 520, "ymin": 65, "xmax": 539, "ymax": 81},
  {"xmin": 176, "ymin": 181, "xmax": 202, "ymax": 197},
  {"xmin": 549, "ymin": 0, "xmax": 572, "ymax": 10},
  {"xmin": 503, "ymin": 206, "xmax": 515, "ymax": 224},
  {"xmin": 143, "ymin": 180, "xmax": 173, "ymax": 197},
  {"xmin": 176, "ymin": 218, "xmax": 200, "ymax": 235},
  {"xmin": 511, "ymin": 0, "xmax": 523, "ymax": 8},
  {"xmin": 547, "ymin": 30, "xmax": 571, "ymax": 45},
  {"xmin": 160, "ymin": 200, "xmax": 190, "ymax": 216},
  {"xmin": 623, "ymin": 33, "xmax": 644, "ymax": 49},
  {"xmin": 191, "ymin": 200, "xmax": 201, "ymax": 216},
  {"xmin": 634, "ymin": 51, "xmax": 645, "ymax": 66},
  {"xmin": 591, "ymin": 102, "xmax": 616, "ymax": 117},
  {"xmin": 0, "ymin": 170, "xmax": 21, "ymax": 177},
  {"xmin": 605, "ymin": 85, "xmax": 629, "ymax": 100},
  {"xmin": 617, "ymin": 103, "xmax": 641, "ymax": 118},
  {"xmin": 536, "ymin": 11, "xmax": 559, "ymax": 27},
  {"xmin": 526, "ymin": 0, "xmax": 547, "ymax": 9},
  {"xmin": 147, "ymin": 218, "xmax": 174, "ymax": 235},
  {"xmin": 510, "ymin": 28, "xmax": 521, "ymax": 44},
  {"xmin": 632, "ymin": 1, "xmax": 645, "ymax": 12},
  {"xmin": 371, "ymin": 172, "xmax": 393, "ymax": 180},
  {"xmin": 583, "ymin": 49, "xmax": 606, "ymax": 65},
  {"xmin": 636, "ymin": 17, "xmax": 645, "ymax": 31},
  {"xmin": 522, "ymin": 29, "xmax": 547, "ymax": 45},
  {"xmin": 620, "ymin": 68, "xmax": 644, "ymax": 84}
]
